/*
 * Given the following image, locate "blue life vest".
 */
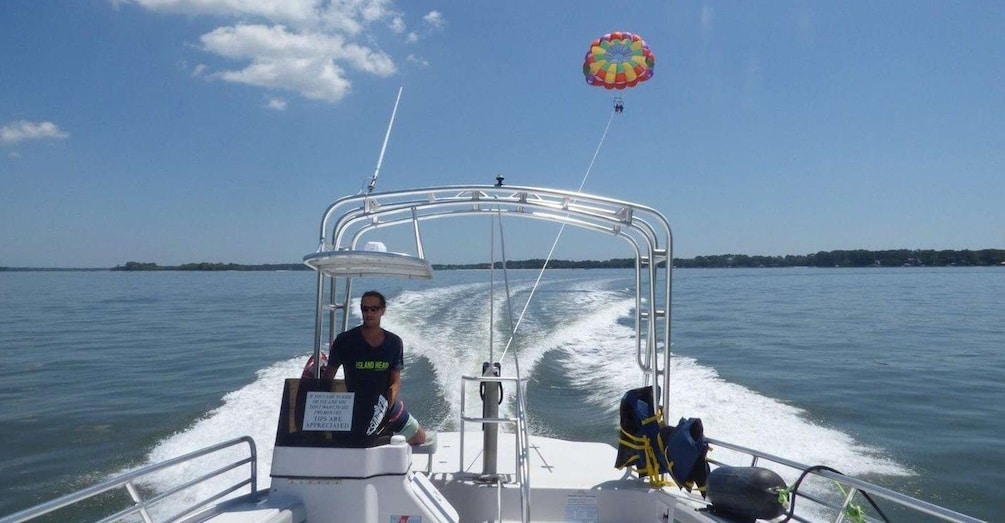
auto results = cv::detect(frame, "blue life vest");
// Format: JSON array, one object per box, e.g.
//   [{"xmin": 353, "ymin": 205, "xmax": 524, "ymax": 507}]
[{"xmin": 614, "ymin": 386, "xmax": 711, "ymax": 495}]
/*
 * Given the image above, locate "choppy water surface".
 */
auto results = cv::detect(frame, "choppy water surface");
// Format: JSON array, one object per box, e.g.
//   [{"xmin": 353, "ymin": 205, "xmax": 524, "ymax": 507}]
[{"xmin": 1, "ymin": 267, "xmax": 1001, "ymax": 520}]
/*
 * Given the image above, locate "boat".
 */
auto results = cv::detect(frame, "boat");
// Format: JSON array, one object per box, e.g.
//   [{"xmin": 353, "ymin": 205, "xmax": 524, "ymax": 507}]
[{"xmin": 1, "ymin": 183, "xmax": 985, "ymax": 523}]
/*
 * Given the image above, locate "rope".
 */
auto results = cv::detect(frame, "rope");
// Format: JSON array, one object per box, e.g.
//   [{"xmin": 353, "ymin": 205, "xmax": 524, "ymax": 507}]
[
  {"xmin": 836, "ymin": 483, "xmax": 868, "ymax": 523},
  {"xmin": 496, "ymin": 211, "xmax": 517, "ymax": 354},
  {"xmin": 488, "ymin": 205, "xmax": 523, "ymax": 388},
  {"xmin": 777, "ymin": 465, "xmax": 890, "ymax": 523},
  {"xmin": 483, "ymin": 108, "xmax": 617, "ymax": 519},
  {"xmin": 498, "ymin": 108, "xmax": 617, "ymax": 362}
]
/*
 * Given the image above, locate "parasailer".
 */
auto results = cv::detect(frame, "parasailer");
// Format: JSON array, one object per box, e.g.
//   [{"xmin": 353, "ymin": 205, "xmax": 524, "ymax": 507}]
[{"xmin": 583, "ymin": 31, "xmax": 655, "ymax": 112}]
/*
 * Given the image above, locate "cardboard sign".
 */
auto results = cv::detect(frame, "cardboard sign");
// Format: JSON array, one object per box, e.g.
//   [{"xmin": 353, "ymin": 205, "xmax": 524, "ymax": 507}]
[{"xmin": 303, "ymin": 391, "xmax": 355, "ymax": 431}]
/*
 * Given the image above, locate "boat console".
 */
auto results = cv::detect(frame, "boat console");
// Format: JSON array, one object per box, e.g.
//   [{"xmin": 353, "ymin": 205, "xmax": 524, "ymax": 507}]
[{"xmin": 268, "ymin": 378, "xmax": 457, "ymax": 522}]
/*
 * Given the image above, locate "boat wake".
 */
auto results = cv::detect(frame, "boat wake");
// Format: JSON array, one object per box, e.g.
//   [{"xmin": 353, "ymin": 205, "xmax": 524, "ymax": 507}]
[{"xmin": 135, "ymin": 278, "xmax": 909, "ymax": 515}]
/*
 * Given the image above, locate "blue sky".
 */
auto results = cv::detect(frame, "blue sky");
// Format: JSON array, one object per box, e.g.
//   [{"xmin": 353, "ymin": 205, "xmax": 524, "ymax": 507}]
[{"xmin": 2, "ymin": 1, "xmax": 1003, "ymax": 267}]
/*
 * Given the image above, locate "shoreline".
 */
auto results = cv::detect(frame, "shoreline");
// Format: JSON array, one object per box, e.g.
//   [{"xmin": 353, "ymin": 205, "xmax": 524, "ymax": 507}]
[{"xmin": 3, "ymin": 248, "xmax": 1004, "ymax": 272}]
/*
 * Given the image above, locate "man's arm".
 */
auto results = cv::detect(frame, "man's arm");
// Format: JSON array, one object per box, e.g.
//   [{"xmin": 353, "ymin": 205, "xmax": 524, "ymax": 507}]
[
  {"xmin": 323, "ymin": 339, "xmax": 343, "ymax": 379},
  {"xmin": 387, "ymin": 369, "xmax": 401, "ymax": 405},
  {"xmin": 386, "ymin": 332, "xmax": 404, "ymax": 404}
]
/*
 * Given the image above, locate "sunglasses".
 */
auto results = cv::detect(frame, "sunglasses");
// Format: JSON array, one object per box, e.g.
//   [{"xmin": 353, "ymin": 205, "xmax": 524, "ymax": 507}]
[{"xmin": 361, "ymin": 305, "xmax": 384, "ymax": 312}]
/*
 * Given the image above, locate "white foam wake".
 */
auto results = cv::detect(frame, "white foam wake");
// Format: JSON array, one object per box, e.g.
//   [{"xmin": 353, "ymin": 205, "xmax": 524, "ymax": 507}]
[
  {"xmin": 132, "ymin": 357, "xmax": 303, "ymax": 517},
  {"xmin": 559, "ymin": 295, "xmax": 907, "ymax": 476},
  {"xmin": 136, "ymin": 276, "xmax": 908, "ymax": 518}
]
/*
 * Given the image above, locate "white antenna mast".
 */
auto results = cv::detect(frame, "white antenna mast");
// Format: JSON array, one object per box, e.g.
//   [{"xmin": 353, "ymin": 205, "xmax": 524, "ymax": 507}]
[{"xmin": 367, "ymin": 86, "xmax": 404, "ymax": 194}]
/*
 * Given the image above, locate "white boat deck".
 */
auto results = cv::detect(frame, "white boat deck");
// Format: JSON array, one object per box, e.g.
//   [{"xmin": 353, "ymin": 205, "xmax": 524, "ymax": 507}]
[
  {"xmin": 414, "ymin": 431, "xmax": 712, "ymax": 523},
  {"xmin": 416, "ymin": 431, "xmax": 631, "ymax": 487}
]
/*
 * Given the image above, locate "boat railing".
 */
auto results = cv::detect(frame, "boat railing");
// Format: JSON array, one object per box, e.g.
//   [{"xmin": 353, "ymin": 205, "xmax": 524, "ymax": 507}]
[
  {"xmin": 0, "ymin": 436, "xmax": 259, "ymax": 523},
  {"xmin": 459, "ymin": 374, "xmax": 531, "ymax": 522},
  {"xmin": 705, "ymin": 437, "xmax": 985, "ymax": 523},
  {"xmin": 310, "ymin": 184, "xmax": 674, "ymax": 426}
]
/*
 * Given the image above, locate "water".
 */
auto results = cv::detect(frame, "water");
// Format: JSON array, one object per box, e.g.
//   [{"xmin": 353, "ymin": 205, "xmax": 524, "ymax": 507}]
[{"xmin": 1, "ymin": 268, "xmax": 1002, "ymax": 521}]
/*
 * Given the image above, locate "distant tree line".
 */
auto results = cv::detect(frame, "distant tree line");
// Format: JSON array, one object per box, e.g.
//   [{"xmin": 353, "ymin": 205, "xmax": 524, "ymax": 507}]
[
  {"xmin": 0, "ymin": 267, "xmax": 106, "ymax": 272},
  {"xmin": 110, "ymin": 261, "xmax": 309, "ymax": 271},
  {"xmin": 437, "ymin": 249, "xmax": 1005, "ymax": 269},
  {"xmin": 433, "ymin": 258, "xmax": 637, "ymax": 270},
  {"xmin": 673, "ymin": 249, "xmax": 1005, "ymax": 268},
  {"xmin": 4, "ymin": 249, "xmax": 1002, "ymax": 272}
]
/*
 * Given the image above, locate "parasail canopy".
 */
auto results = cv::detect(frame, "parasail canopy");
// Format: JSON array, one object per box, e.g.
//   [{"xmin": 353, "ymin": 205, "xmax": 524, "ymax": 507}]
[{"xmin": 582, "ymin": 31, "xmax": 655, "ymax": 90}]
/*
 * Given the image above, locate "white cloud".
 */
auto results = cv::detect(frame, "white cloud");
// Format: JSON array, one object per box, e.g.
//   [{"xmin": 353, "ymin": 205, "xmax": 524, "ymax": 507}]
[
  {"xmin": 406, "ymin": 54, "xmax": 428, "ymax": 68},
  {"xmin": 318, "ymin": 3, "xmax": 374, "ymax": 36},
  {"xmin": 389, "ymin": 16, "xmax": 405, "ymax": 34},
  {"xmin": 126, "ymin": 0, "xmax": 402, "ymax": 35},
  {"xmin": 423, "ymin": 10, "xmax": 444, "ymax": 29},
  {"xmin": 1, "ymin": 120, "xmax": 69, "ymax": 145},
  {"xmin": 123, "ymin": 0, "xmax": 433, "ymax": 104},
  {"xmin": 201, "ymin": 24, "xmax": 394, "ymax": 75},
  {"xmin": 8, "ymin": 151, "xmax": 22, "ymax": 159},
  {"xmin": 217, "ymin": 58, "xmax": 353, "ymax": 102},
  {"xmin": 265, "ymin": 97, "xmax": 288, "ymax": 110},
  {"xmin": 126, "ymin": 0, "xmax": 318, "ymax": 28},
  {"xmin": 200, "ymin": 24, "xmax": 394, "ymax": 102},
  {"xmin": 402, "ymin": 10, "xmax": 444, "ymax": 44}
]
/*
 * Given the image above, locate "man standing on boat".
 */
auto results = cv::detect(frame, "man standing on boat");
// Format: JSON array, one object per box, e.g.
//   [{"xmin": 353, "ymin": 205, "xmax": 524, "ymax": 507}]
[{"xmin": 324, "ymin": 290, "xmax": 427, "ymax": 445}]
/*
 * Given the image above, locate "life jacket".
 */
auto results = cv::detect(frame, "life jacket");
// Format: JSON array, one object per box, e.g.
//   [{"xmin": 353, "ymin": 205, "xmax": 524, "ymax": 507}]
[
  {"xmin": 666, "ymin": 417, "xmax": 711, "ymax": 496},
  {"xmin": 614, "ymin": 386, "xmax": 711, "ymax": 495},
  {"xmin": 614, "ymin": 387, "xmax": 673, "ymax": 486}
]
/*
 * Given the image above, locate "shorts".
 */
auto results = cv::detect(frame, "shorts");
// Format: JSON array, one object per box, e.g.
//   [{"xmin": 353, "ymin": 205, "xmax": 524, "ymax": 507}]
[{"xmin": 387, "ymin": 400, "xmax": 421, "ymax": 440}]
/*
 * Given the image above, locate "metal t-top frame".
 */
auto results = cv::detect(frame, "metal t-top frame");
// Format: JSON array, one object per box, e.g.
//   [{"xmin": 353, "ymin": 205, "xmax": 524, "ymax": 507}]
[{"xmin": 304, "ymin": 184, "xmax": 675, "ymax": 425}]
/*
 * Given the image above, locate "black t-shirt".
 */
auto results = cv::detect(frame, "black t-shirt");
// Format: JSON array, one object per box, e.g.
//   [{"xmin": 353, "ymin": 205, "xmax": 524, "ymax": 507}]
[{"xmin": 329, "ymin": 326, "xmax": 404, "ymax": 397}]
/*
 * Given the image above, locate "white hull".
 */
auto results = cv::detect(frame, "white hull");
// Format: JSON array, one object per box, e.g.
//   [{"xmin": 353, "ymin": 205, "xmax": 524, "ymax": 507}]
[{"xmin": 183, "ymin": 432, "xmax": 717, "ymax": 523}]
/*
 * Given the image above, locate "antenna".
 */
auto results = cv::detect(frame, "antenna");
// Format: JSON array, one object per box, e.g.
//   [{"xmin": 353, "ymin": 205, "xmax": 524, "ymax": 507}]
[{"xmin": 367, "ymin": 86, "xmax": 404, "ymax": 194}]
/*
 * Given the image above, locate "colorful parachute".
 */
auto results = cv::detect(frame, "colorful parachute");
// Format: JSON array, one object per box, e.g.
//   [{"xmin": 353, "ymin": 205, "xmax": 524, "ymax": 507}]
[{"xmin": 582, "ymin": 32, "xmax": 655, "ymax": 90}]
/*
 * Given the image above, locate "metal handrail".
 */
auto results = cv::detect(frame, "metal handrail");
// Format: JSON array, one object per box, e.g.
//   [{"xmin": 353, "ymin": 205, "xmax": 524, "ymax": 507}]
[
  {"xmin": 1, "ymin": 436, "xmax": 258, "ymax": 523},
  {"xmin": 309, "ymin": 185, "xmax": 673, "ymax": 387},
  {"xmin": 309, "ymin": 184, "xmax": 674, "ymax": 523},
  {"xmin": 458, "ymin": 374, "xmax": 531, "ymax": 522},
  {"xmin": 705, "ymin": 438, "xmax": 985, "ymax": 523},
  {"xmin": 512, "ymin": 377, "xmax": 532, "ymax": 522}
]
